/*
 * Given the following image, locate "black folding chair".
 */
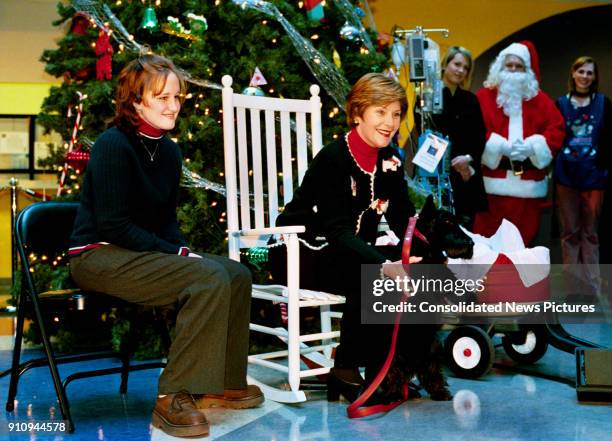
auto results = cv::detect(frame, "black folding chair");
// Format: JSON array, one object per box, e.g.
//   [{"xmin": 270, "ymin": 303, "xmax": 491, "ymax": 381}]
[{"xmin": 3, "ymin": 201, "xmax": 169, "ymax": 432}]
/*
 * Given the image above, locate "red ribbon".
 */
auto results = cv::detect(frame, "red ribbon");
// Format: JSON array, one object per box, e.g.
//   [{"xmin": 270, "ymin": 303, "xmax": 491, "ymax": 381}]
[{"xmin": 347, "ymin": 215, "xmax": 418, "ymax": 418}]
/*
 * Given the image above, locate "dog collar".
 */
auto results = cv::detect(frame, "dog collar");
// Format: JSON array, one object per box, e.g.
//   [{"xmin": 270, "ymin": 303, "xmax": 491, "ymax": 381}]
[{"xmin": 413, "ymin": 228, "xmax": 429, "ymax": 245}]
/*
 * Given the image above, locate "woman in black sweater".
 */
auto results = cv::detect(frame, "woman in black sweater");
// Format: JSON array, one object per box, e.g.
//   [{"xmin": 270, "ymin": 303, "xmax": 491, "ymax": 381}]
[
  {"xmin": 69, "ymin": 54, "xmax": 261, "ymax": 438},
  {"xmin": 416, "ymin": 46, "xmax": 487, "ymax": 228},
  {"xmin": 275, "ymin": 73, "xmax": 417, "ymax": 401}
]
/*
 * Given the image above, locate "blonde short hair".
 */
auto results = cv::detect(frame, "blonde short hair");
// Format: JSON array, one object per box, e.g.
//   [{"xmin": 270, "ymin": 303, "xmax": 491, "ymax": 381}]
[
  {"xmin": 345, "ymin": 73, "xmax": 407, "ymax": 128},
  {"xmin": 442, "ymin": 46, "xmax": 473, "ymax": 89}
]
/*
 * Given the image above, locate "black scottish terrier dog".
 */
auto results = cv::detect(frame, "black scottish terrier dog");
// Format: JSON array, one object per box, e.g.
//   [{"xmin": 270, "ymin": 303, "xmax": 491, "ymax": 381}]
[
  {"xmin": 381, "ymin": 195, "xmax": 474, "ymax": 402},
  {"xmin": 410, "ymin": 195, "xmax": 475, "ymax": 263}
]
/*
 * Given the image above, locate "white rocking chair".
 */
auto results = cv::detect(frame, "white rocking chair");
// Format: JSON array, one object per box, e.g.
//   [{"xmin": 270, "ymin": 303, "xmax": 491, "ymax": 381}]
[{"xmin": 221, "ymin": 75, "xmax": 345, "ymax": 403}]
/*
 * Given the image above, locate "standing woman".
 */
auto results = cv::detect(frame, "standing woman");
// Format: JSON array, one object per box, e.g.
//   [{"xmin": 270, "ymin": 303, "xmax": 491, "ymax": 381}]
[
  {"xmin": 554, "ymin": 56, "xmax": 611, "ymax": 298},
  {"xmin": 274, "ymin": 73, "xmax": 446, "ymax": 401},
  {"xmin": 417, "ymin": 46, "xmax": 487, "ymax": 228},
  {"xmin": 69, "ymin": 53, "xmax": 262, "ymax": 438}
]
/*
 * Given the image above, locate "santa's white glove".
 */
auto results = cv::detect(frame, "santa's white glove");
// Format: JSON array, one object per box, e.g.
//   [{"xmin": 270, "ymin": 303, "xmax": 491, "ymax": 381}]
[
  {"xmin": 500, "ymin": 139, "xmax": 513, "ymax": 158},
  {"xmin": 510, "ymin": 139, "xmax": 535, "ymax": 162}
]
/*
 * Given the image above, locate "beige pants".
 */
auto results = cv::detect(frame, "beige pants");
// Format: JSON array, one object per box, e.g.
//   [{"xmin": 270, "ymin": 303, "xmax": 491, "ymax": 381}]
[{"xmin": 70, "ymin": 245, "xmax": 252, "ymax": 395}]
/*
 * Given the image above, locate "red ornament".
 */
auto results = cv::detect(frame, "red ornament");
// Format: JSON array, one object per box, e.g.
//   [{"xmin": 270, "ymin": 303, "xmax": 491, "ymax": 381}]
[
  {"xmin": 95, "ymin": 27, "xmax": 113, "ymax": 81},
  {"xmin": 63, "ymin": 12, "xmax": 95, "ymax": 83},
  {"xmin": 70, "ymin": 12, "xmax": 92, "ymax": 36},
  {"xmin": 376, "ymin": 32, "xmax": 392, "ymax": 52},
  {"xmin": 66, "ymin": 146, "xmax": 90, "ymax": 173}
]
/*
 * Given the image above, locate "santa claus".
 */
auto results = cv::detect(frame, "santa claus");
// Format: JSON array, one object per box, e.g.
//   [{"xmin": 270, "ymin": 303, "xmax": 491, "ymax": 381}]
[{"xmin": 474, "ymin": 41, "xmax": 565, "ymax": 245}]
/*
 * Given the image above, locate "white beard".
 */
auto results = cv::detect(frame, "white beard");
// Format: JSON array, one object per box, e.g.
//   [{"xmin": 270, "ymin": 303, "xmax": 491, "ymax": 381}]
[{"xmin": 496, "ymin": 71, "xmax": 538, "ymax": 117}]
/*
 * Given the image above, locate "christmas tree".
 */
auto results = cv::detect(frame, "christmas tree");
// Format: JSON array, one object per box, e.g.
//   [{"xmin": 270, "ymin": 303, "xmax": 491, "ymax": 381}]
[
  {"xmin": 32, "ymin": 0, "xmax": 390, "ymax": 355},
  {"xmin": 39, "ymin": 0, "xmax": 388, "ymax": 250}
]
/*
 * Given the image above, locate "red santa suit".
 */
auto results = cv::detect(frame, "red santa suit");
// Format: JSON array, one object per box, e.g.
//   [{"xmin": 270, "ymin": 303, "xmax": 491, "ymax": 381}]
[{"xmin": 473, "ymin": 41, "xmax": 564, "ymax": 245}]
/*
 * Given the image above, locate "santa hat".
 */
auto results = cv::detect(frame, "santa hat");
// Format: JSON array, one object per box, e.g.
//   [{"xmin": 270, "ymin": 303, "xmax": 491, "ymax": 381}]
[{"xmin": 498, "ymin": 40, "xmax": 541, "ymax": 81}]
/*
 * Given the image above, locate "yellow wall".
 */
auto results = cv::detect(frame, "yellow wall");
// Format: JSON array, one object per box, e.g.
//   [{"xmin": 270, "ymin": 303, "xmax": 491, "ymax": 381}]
[
  {"xmin": 0, "ymin": 83, "xmax": 58, "ymax": 115},
  {"xmin": 371, "ymin": 0, "xmax": 612, "ymax": 58},
  {"xmin": 0, "ymin": 190, "xmax": 14, "ymax": 280}
]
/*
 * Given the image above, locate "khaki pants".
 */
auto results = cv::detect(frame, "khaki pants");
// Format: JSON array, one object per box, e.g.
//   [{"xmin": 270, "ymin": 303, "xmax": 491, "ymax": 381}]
[
  {"xmin": 557, "ymin": 183, "xmax": 604, "ymax": 295},
  {"xmin": 70, "ymin": 245, "xmax": 252, "ymax": 395}
]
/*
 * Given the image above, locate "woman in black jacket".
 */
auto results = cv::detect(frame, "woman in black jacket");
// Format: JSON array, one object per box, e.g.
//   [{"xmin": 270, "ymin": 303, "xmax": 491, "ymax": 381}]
[
  {"xmin": 275, "ymin": 73, "xmax": 418, "ymax": 401},
  {"xmin": 417, "ymin": 46, "xmax": 488, "ymax": 229}
]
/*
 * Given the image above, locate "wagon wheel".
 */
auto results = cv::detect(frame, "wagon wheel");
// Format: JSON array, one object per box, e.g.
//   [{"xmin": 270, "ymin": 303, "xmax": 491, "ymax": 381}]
[
  {"xmin": 502, "ymin": 325, "xmax": 548, "ymax": 364},
  {"xmin": 445, "ymin": 326, "xmax": 494, "ymax": 379}
]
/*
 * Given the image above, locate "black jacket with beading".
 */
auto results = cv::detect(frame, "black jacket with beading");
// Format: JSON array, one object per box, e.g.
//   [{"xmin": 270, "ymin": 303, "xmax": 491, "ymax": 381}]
[{"xmin": 276, "ymin": 136, "xmax": 415, "ymax": 264}]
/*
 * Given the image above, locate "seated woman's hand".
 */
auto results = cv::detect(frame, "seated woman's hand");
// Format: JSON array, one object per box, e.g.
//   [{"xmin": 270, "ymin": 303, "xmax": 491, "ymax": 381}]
[
  {"xmin": 382, "ymin": 256, "xmax": 422, "ymax": 279},
  {"xmin": 382, "ymin": 257, "xmax": 423, "ymax": 297}
]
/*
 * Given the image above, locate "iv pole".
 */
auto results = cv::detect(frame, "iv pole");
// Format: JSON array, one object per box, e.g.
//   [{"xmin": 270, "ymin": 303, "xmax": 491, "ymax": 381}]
[{"xmin": 392, "ymin": 26, "xmax": 455, "ymax": 211}]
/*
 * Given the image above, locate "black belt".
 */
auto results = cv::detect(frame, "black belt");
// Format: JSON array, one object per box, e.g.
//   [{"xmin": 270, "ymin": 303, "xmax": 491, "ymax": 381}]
[{"xmin": 498, "ymin": 157, "xmax": 536, "ymax": 175}]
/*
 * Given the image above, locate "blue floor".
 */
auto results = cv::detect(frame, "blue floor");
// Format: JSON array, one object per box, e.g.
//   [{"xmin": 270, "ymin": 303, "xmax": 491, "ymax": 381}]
[{"xmin": 1, "ymin": 323, "xmax": 611, "ymax": 440}]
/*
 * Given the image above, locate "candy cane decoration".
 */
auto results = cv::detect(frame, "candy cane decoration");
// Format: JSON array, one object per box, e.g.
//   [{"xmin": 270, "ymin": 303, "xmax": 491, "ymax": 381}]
[
  {"xmin": 58, "ymin": 91, "xmax": 86, "ymax": 195},
  {"xmin": 280, "ymin": 302, "xmax": 288, "ymax": 325}
]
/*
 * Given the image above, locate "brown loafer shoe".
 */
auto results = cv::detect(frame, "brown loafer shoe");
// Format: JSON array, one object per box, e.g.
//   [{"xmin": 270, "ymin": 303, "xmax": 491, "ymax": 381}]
[
  {"xmin": 196, "ymin": 385, "xmax": 264, "ymax": 409},
  {"xmin": 152, "ymin": 391, "xmax": 209, "ymax": 438}
]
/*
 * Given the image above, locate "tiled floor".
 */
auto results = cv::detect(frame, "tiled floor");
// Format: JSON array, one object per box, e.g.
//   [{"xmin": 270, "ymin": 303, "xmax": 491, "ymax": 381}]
[{"xmin": 0, "ymin": 323, "xmax": 610, "ymax": 440}]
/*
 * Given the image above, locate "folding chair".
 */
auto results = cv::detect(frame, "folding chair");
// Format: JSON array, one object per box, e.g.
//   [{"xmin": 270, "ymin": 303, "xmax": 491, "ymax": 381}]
[
  {"xmin": 221, "ymin": 75, "xmax": 345, "ymax": 403},
  {"xmin": 4, "ymin": 201, "xmax": 168, "ymax": 432}
]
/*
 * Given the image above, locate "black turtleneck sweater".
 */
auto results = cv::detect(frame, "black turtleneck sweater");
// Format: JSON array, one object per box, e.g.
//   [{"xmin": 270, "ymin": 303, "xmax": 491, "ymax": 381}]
[{"xmin": 69, "ymin": 126, "xmax": 187, "ymax": 254}]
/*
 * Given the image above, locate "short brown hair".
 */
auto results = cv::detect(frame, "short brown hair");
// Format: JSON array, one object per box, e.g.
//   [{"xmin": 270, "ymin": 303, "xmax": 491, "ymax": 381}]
[
  {"xmin": 442, "ymin": 46, "xmax": 473, "ymax": 88},
  {"xmin": 114, "ymin": 53, "xmax": 186, "ymax": 130},
  {"xmin": 569, "ymin": 56, "xmax": 598, "ymax": 95},
  {"xmin": 345, "ymin": 73, "xmax": 408, "ymax": 128}
]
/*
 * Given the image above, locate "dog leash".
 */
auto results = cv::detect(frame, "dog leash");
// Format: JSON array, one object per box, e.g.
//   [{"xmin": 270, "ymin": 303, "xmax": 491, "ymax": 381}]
[{"xmin": 347, "ymin": 215, "xmax": 420, "ymax": 418}]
